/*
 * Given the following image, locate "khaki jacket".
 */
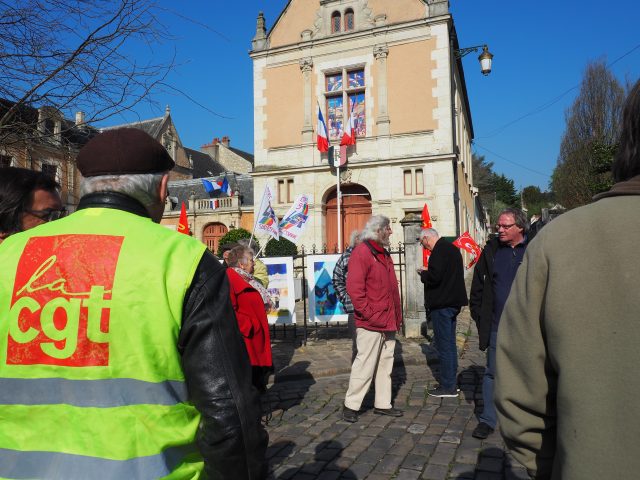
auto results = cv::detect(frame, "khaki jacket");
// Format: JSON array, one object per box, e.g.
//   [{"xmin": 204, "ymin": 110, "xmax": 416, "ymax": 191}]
[{"xmin": 495, "ymin": 177, "xmax": 640, "ymax": 479}]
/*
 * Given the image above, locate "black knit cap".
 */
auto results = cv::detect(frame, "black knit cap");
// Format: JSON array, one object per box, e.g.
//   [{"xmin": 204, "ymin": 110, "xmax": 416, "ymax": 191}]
[{"xmin": 77, "ymin": 127, "xmax": 175, "ymax": 177}]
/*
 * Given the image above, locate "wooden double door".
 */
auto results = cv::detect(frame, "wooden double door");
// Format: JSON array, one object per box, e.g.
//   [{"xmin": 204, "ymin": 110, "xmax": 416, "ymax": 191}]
[
  {"xmin": 326, "ymin": 184, "xmax": 372, "ymax": 252},
  {"xmin": 203, "ymin": 223, "xmax": 228, "ymax": 253}
]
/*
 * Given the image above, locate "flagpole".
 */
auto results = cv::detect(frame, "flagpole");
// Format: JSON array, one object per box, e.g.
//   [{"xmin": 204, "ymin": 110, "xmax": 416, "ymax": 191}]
[
  {"xmin": 250, "ymin": 185, "xmax": 269, "ymax": 247},
  {"xmin": 254, "ymin": 243, "xmax": 266, "ymax": 258},
  {"xmin": 337, "ymin": 163, "xmax": 342, "ymax": 253}
]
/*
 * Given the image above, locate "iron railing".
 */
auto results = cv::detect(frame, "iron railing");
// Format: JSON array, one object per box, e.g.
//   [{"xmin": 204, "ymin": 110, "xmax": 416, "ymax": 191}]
[{"xmin": 268, "ymin": 242, "xmax": 406, "ymax": 345}]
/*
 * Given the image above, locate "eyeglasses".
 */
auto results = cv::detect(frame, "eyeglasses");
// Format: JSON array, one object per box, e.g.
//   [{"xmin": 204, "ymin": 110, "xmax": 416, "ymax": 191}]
[
  {"xmin": 24, "ymin": 207, "xmax": 67, "ymax": 222},
  {"xmin": 495, "ymin": 223, "xmax": 515, "ymax": 230}
]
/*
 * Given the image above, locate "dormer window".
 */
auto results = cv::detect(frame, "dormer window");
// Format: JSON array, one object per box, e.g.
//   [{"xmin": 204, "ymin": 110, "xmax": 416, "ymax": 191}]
[
  {"xmin": 331, "ymin": 11, "xmax": 341, "ymax": 33},
  {"xmin": 344, "ymin": 9, "xmax": 354, "ymax": 31}
]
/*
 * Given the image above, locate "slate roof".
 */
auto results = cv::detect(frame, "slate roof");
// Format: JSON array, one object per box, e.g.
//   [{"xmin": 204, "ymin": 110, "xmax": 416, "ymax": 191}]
[
  {"xmin": 228, "ymin": 146, "xmax": 255, "ymax": 166},
  {"xmin": 184, "ymin": 147, "xmax": 225, "ymax": 178},
  {"xmin": 167, "ymin": 172, "xmax": 254, "ymax": 211},
  {"xmin": 101, "ymin": 116, "xmax": 166, "ymax": 138}
]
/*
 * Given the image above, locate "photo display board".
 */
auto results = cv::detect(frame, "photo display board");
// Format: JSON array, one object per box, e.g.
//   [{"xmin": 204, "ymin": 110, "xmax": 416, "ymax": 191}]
[
  {"xmin": 306, "ymin": 254, "xmax": 349, "ymax": 324},
  {"xmin": 263, "ymin": 257, "xmax": 296, "ymax": 325}
]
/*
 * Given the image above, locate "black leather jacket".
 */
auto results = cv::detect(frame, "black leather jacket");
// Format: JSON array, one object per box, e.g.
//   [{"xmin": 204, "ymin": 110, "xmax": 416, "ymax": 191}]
[{"xmin": 78, "ymin": 192, "xmax": 268, "ymax": 479}]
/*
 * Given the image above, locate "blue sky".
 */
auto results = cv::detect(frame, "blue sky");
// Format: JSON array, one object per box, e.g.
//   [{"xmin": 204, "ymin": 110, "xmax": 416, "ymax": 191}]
[{"xmin": 106, "ymin": 1, "xmax": 640, "ymax": 191}]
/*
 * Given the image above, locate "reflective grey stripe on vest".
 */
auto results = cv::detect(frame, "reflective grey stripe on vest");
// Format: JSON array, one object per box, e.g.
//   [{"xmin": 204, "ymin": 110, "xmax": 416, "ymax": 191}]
[
  {"xmin": 0, "ymin": 378, "xmax": 188, "ymax": 407},
  {"xmin": 0, "ymin": 445, "xmax": 197, "ymax": 480}
]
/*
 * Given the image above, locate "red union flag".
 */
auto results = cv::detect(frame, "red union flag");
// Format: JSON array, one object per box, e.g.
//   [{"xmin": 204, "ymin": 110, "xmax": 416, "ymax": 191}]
[
  {"xmin": 421, "ymin": 203, "xmax": 432, "ymax": 229},
  {"xmin": 177, "ymin": 202, "xmax": 190, "ymax": 235},
  {"xmin": 421, "ymin": 203, "xmax": 432, "ymax": 267},
  {"xmin": 453, "ymin": 231, "xmax": 482, "ymax": 269},
  {"xmin": 7, "ymin": 235, "xmax": 123, "ymax": 366}
]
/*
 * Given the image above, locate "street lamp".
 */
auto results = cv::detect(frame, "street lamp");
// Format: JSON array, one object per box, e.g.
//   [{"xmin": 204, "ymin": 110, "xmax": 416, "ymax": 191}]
[{"xmin": 454, "ymin": 44, "xmax": 494, "ymax": 76}]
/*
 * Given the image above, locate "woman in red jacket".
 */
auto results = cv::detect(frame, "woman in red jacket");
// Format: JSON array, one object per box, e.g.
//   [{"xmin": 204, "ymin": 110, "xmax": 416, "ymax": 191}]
[{"xmin": 226, "ymin": 245, "xmax": 273, "ymax": 393}]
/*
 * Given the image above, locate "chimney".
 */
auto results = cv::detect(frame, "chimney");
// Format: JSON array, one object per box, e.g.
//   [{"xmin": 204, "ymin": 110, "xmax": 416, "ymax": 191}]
[
  {"xmin": 37, "ymin": 108, "xmax": 46, "ymax": 134},
  {"xmin": 221, "ymin": 136, "xmax": 230, "ymax": 147},
  {"xmin": 75, "ymin": 111, "xmax": 85, "ymax": 127},
  {"xmin": 200, "ymin": 136, "xmax": 220, "ymax": 160}
]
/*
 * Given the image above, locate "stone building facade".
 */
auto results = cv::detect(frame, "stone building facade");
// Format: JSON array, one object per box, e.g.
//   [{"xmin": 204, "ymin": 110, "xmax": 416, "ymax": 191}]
[
  {"xmin": 0, "ymin": 102, "xmax": 96, "ymax": 209},
  {"xmin": 249, "ymin": 0, "xmax": 485, "ymax": 254},
  {"xmin": 200, "ymin": 136, "xmax": 253, "ymax": 174}
]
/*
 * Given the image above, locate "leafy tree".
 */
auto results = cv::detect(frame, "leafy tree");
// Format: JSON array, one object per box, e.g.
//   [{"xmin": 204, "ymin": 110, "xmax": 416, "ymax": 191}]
[
  {"xmin": 215, "ymin": 228, "xmax": 260, "ymax": 257},
  {"xmin": 492, "ymin": 174, "xmax": 519, "ymax": 207},
  {"xmin": 0, "ymin": 0, "xmax": 172, "ymax": 147},
  {"xmin": 472, "ymin": 153, "xmax": 496, "ymax": 210},
  {"xmin": 265, "ymin": 237, "xmax": 298, "ymax": 257},
  {"xmin": 472, "ymin": 153, "xmax": 520, "ymax": 221},
  {"xmin": 551, "ymin": 61, "xmax": 625, "ymax": 208},
  {"xmin": 521, "ymin": 185, "xmax": 551, "ymax": 216}
]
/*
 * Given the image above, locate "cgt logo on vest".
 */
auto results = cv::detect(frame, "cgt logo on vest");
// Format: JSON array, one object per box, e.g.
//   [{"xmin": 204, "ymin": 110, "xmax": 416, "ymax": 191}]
[{"xmin": 7, "ymin": 235, "xmax": 124, "ymax": 366}]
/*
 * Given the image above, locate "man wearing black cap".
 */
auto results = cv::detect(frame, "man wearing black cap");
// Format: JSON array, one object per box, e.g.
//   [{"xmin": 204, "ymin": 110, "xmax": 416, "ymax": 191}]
[{"xmin": 0, "ymin": 128, "xmax": 267, "ymax": 479}]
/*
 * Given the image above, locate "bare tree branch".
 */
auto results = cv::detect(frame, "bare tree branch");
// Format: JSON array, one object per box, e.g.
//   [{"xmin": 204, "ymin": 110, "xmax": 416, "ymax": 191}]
[{"xmin": 0, "ymin": 0, "xmax": 174, "ymax": 146}]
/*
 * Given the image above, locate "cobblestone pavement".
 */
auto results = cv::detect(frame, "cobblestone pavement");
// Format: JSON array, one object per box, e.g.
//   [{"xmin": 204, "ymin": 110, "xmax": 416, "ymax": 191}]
[{"xmin": 263, "ymin": 318, "xmax": 530, "ymax": 479}]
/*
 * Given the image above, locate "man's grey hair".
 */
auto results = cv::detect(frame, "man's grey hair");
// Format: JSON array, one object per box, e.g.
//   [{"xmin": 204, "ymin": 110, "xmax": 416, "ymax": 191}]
[
  {"xmin": 348, "ymin": 229, "xmax": 361, "ymax": 248},
  {"xmin": 499, "ymin": 208, "xmax": 529, "ymax": 233},
  {"xmin": 80, "ymin": 173, "xmax": 164, "ymax": 208},
  {"xmin": 360, "ymin": 215, "xmax": 390, "ymax": 242},
  {"xmin": 420, "ymin": 228, "xmax": 439, "ymax": 240}
]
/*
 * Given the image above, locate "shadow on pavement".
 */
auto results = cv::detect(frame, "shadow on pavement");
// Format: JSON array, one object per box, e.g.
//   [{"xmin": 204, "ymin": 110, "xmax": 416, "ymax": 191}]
[
  {"xmin": 457, "ymin": 365, "xmax": 484, "ymax": 415},
  {"xmin": 452, "ymin": 446, "xmax": 530, "ymax": 479},
  {"xmin": 262, "ymin": 360, "xmax": 316, "ymax": 425},
  {"xmin": 268, "ymin": 440, "xmax": 356, "ymax": 479},
  {"xmin": 391, "ymin": 339, "xmax": 407, "ymax": 405}
]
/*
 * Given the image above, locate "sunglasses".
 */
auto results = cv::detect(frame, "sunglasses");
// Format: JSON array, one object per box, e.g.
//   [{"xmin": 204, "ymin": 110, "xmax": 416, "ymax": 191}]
[{"xmin": 25, "ymin": 207, "xmax": 68, "ymax": 222}]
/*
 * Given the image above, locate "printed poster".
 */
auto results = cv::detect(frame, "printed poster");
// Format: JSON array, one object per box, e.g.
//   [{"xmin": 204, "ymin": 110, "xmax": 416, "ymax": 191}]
[
  {"xmin": 262, "ymin": 256, "xmax": 296, "ymax": 325},
  {"xmin": 306, "ymin": 254, "xmax": 349, "ymax": 324}
]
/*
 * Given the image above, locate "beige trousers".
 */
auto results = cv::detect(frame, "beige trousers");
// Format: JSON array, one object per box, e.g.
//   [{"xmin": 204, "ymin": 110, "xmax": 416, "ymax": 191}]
[{"xmin": 344, "ymin": 328, "xmax": 396, "ymax": 410}]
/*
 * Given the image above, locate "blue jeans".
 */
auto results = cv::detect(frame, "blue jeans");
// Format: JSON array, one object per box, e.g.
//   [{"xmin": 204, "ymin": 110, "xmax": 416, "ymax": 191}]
[
  {"xmin": 431, "ymin": 307, "xmax": 460, "ymax": 391},
  {"xmin": 479, "ymin": 330, "xmax": 498, "ymax": 428}
]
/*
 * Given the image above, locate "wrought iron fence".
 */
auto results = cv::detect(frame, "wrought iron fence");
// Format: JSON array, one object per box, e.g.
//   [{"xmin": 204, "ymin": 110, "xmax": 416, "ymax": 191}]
[{"xmin": 267, "ymin": 242, "xmax": 406, "ymax": 345}]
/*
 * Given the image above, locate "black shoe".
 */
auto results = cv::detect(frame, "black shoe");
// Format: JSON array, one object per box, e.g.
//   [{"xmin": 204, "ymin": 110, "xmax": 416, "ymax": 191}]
[
  {"xmin": 373, "ymin": 407, "xmax": 403, "ymax": 417},
  {"xmin": 434, "ymin": 383, "xmax": 461, "ymax": 393},
  {"xmin": 427, "ymin": 386, "xmax": 459, "ymax": 398},
  {"xmin": 342, "ymin": 405, "xmax": 359, "ymax": 423},
  {"xmin": 472, "ymin": 422, "xmax": 494, "ymax": 439}
]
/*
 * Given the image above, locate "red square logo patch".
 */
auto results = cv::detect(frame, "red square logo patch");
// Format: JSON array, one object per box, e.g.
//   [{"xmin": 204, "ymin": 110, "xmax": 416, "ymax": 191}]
[{"xmin": 7, "ymin": 235, "xmax": 123, "ymax": 366}]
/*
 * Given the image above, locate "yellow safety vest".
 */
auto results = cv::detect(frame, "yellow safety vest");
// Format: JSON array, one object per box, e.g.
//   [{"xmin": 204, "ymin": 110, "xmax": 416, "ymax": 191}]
[{"xmin": 0, "ymin": 206, "xmax": 207, "ymax": 479}]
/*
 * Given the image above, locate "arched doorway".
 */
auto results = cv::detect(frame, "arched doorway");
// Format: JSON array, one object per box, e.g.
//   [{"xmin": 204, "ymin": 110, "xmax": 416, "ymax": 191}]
[
  {"xmin": 326, "ymin": 184, "xmax": 372, "ymax": 251},
  {"xmin": 203, "ymin": 222, "xmax": 228, "ymax": 253}
]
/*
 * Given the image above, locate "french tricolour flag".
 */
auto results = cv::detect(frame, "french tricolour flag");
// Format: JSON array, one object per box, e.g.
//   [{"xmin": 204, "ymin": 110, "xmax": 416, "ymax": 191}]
[
  {"xmin": 340, "ymin": 101, "xmax": 356, "ymax": 146},
  {"xmin": 317, "ymin": 107, "xmax": 329, "ymax": 153},
  {"xmin": 202, "ymin": 178, "xmax": 221, "ymax": 194},
  {"xmin": 220, "ymin": 177, "xmax": 233, "ymax": 196}
]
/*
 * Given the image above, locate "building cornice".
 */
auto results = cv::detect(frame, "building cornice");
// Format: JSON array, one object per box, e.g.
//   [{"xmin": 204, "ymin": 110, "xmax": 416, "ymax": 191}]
[
  {"xmin": 251, "ymin": 151, "xmax": 455, "ymax": 177},
  {"xmin": 249, "ymin": 16, "xmax": 449, "ymax": 59}
]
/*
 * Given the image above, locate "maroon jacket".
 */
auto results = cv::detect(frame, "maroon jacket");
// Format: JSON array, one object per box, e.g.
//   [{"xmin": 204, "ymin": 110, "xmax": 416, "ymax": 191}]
[
  {"xmin": 346, "ymin": 240, "xmax": 402, "ymax": 332},
  {"xmin": 226, "ymin": 268, "xmax": 273, "ymax": 367}
]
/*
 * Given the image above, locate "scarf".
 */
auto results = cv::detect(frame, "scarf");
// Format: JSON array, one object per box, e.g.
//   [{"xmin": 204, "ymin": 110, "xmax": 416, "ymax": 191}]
[{"xmin": 232, "ymin": 267, "xmax": 273, "ymax": 310}]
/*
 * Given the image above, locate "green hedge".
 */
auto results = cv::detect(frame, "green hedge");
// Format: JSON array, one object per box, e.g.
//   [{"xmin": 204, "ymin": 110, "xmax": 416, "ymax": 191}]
[
  {"xmin": 264, "ymin": 237, "xmax": 298, "ymax": 257},
  {"xmin": 216, "ymin": 228, "xmax": 260, "ymax": 256}
]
